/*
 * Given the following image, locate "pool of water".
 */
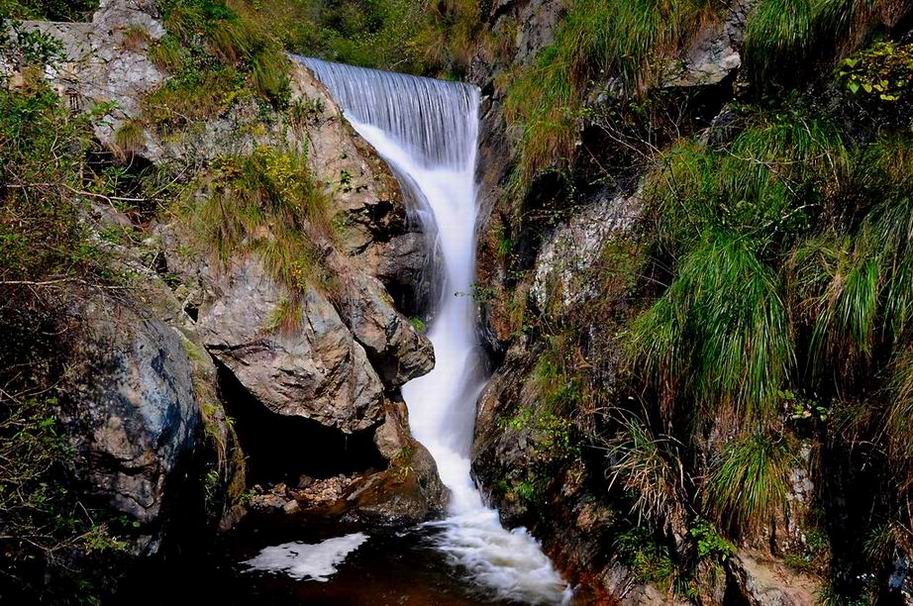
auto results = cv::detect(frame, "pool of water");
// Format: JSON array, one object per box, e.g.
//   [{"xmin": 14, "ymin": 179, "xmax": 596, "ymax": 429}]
[{"xmin": 119, "ymin": 515, "xmax": 589, "ymax": 606}]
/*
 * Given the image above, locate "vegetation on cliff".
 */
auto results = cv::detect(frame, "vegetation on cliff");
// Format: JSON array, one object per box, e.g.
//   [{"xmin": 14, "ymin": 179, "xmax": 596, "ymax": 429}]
[{"xmin": 478, "ymin": 0, "xmax": 913, "ymax": 602}]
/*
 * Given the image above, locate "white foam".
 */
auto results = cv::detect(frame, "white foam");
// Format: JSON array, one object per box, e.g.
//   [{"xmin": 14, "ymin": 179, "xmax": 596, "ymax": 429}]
[{"xmin": 241, "ymin": 533, "xmax": 369, "ymax": 582}]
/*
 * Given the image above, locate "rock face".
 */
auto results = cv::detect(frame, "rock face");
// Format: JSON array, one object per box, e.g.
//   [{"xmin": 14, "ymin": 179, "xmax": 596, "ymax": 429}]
[
  {"xmin": 7, "ymin": 0, "xmax": 445, "ymax": 562},
  {"xmin": 530, "ymin": 192, "xmax": 640, "ymax": 312},
  {"xmin": 663, "ymin": 0, "xmax": 754, "ymax": 88},
  {"xmin": 198, "ymin": 258, "xmax": 386, "ymax": 432},
  {"xmin": 61, "ymin": 293, "xmax": 200, "ymax": 548},
  {"xmin": 728, "ymin": 551, "xmax": 818, "ymax": 606},
  {"xmin": 16, "ymin": 0, "xmax": 167, "ymax": 155}
]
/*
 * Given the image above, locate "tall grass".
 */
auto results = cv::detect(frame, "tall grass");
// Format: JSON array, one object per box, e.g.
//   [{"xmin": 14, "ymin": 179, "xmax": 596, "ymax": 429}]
[
  {"xmin": 742, "ymin": 0, "xmax": 891, "ymax": 85},
  {"xmin": 645, "ymin": 109, "xmax": 847, "ymax": 256},
  {"xmin": 705, "ymin": 432, "xmax": 791, "ymax": 530},
  {"xmin": 606, "ymin": 413, "xmax": 684, "ymax": 525},
  {"xmin": 631, "ymin": 231, "xmax": 793, "ymax": 423},
  {"xmin": 503, "ymin": 0, "xmax": 716, "ymax": 193}
]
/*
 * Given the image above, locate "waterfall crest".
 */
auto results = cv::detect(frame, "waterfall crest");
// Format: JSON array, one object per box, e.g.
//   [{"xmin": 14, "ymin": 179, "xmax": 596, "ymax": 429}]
[{"xmin": 298, "ymin": 56, "xmax": 570, "ymax": 605}]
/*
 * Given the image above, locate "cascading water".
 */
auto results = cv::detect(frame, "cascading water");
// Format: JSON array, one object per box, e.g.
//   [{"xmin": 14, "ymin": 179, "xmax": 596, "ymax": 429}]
[{"xmin": 298, "ymin": 58, "xmax": 571, "ymax": 605}]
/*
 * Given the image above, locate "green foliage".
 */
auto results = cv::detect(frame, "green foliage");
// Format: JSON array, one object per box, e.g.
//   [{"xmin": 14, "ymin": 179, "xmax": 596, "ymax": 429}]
[
  {"xmin": 689, "ymin": 519, "xmax": 736, "ymax": 561},
  {"xmin": 182, "ymin": 145, "xmax": 335, "ymax": 310},
  {"xmin": 646, "ymin": 109, "xmax": 847, "ymax": 254},
  {"xmin": 837, "ymin": 41, "xmax": 913, "ymax": 102},
  {"xmin": 408, "ymin": 316, "xmax": 426, "ymax": 333},
  {"xmin": 705, "ymin": 432, "xmax": 791, "ymax": 530},
  {"xmin": 113, "ymin": 118, "xmax": 146, "ymax": 157},
  {"xmin": 631, "ymin": 231, "xmax": 793, "ymax": 422},
  {"xmin": 0, "ymin": 85, "xmax": 105, "ymax": 284},
  {"xmin": 502, "ymin": 0, "xmax": 714, "ymax": 192},
  {"xmin": 0, "ymin": 18, "xmax": 63, "ymax": 70},
  {"xmin": 742, "ymin": 0, "xmax": 859, "ymax": 85},
  {"xmin": 0, "ymin": 0, "xmax": 98, "ymax": 20},
  {"xmin": 144, "ymin": 0, "xmax": 297, "ymax": 130},
  {"xmin": 615, "ymin": 526, "xmax": 677, "ymax": 590}
]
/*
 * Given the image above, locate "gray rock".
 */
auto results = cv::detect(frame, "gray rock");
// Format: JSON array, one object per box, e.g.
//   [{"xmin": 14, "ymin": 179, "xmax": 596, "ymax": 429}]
[
  {"xmin": 198, "ymin": 258, "xmax": 386, "ymax": 432},
  {"xmin": 664, "ymin": 0, "xmax": 755, "ymax": 88},
  {"xmin": 62, "ymin": 295, "xmax": 200, "ymax": 535},
  {"xmin": 12, "ymin": 0, "xmax": 167, "ymax": 158},
  {"xmin": 329, "ymin": 252, "xmax": 434, "ymax": 388},
  {"xmin": 531, "ymin": 192, "xmax": 640, "ymax": 312}
]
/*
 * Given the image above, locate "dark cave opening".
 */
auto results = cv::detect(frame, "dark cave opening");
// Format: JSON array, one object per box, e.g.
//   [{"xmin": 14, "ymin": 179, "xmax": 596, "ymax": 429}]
[{"xmin": 215, "ymin": 363, "xmax": 389, "ymax": 487}]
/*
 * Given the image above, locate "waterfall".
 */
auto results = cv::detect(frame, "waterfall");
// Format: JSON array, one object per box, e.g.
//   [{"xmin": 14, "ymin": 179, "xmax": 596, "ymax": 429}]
[{"xmin": 298, "ymin": 58, "xmax": 571, "ymax": 605}]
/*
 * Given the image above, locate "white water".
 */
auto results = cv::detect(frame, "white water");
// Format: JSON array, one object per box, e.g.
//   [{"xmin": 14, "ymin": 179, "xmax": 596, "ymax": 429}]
[
  {"xmin": 242, "ymin": 533, "xmax": 369, "ymax": 582},
  {"xmin": 299, "ymin": 58, "xmax": 571, "ymax": 605}
]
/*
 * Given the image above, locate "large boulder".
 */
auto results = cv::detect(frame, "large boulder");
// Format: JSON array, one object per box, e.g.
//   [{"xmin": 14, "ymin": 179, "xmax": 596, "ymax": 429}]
[
  {"xmin": 61, "ymin": 294, "xmax": 201, "ymax": 548},
  {"xmin": 329, "ymin": 251, "xmax": 434, "ymax": 388},
  {"xmin": 198, "ymin": 258, "xmax": 386, "ymax": 432}
]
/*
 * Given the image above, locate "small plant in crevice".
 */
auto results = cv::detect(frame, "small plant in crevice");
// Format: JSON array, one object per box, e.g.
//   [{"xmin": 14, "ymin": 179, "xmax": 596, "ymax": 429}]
[
  {"xmin": 615, "ymin": 525, "xmax": 678, "ymax": 590},
  {"xmin": 113, "ymin": 118, "xmax": 146, "ymax": 159}
]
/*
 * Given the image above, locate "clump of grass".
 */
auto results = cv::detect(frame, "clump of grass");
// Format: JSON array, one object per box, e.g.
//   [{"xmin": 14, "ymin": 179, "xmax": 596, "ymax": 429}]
[
  {"xmin": 113, "ymin": 118, "xmax": 145, "ymax": 158},
  {"xmin": 412, "ymin": 0, "xmax": 487, "ymax": 74},
  {"xmin": 705, "ymin": 432, "xmax": 791, "ymax": 531},
  {"xmin": 148, "ymin": 34, "xmax": 184, "ymax": 72},
  {"xmin": 630, "ymin": 231, "xmax": 793, "ymax": 423},
  {"xmin": 742, "ymin": 0, "xmax": 896, "ymax": 86},
  {"xmin": 605, "ymin": 413, "xmax": 684, "ymax": 525},
  {"xmin": 120, "ymin": 25, "xmax": 152, "ymax": 52},
  {"xmin": 144, "ymin": 0, "xmax": 295, "ymax": 131},
  {"xmin": 143, "ymin": 67, "xmax": 245, "ymax": 130},
  {"xmin": 184, "ymin": 145, "xmax": 336, "ymax": 308},
  {"xmin": 503, "ymin": 0, "xmax": 715, "ymax": 193},
  {"xmin": 646, "ymin": 108, "xmax": 847, "ymax": 254}
]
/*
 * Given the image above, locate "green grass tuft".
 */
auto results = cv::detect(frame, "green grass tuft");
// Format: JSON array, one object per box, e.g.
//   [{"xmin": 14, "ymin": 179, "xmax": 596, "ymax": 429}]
[
  {"xmin": 706, "ymin": 432, "xmax": 791, "ymax": 531},
  {"xmin": 631, "ymin": 231, "xmax": 793, "ymax": 422},
  {"xmin": 183, "ymin": 146, "xmax": 335, "ymax": 305}
]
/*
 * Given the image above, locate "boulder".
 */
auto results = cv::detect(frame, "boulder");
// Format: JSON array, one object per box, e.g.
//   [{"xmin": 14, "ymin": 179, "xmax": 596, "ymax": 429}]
[
  {"xmin": 329, "ymin": 251, "xmax": 434, "ymax": 388},
  {"xmin": 61, "ymin": 294, "xmax": 200, "ymax": 544},
  {"xmin": 198, "ymin": 258, "xmax": 386, "ymax": 433}
]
